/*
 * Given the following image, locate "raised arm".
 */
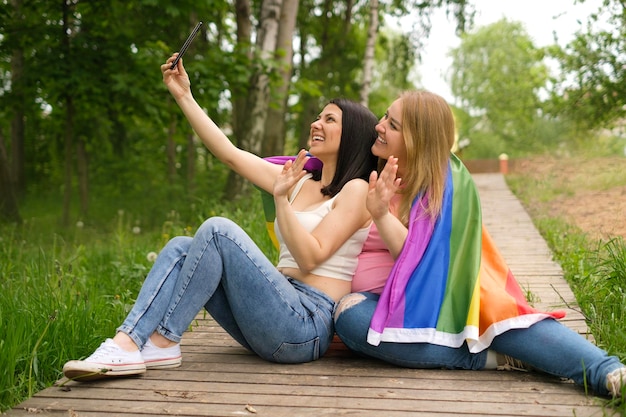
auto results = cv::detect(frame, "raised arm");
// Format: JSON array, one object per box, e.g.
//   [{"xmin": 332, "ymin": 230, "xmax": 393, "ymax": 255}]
[{"xmin": 161, "ymin": 54, "xmax": 280, "ymax": 193}]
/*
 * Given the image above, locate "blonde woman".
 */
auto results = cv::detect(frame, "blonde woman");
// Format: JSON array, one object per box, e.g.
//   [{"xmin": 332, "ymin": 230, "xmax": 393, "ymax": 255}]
[{"xmin": 334, "ymin": 90, "xmax": 626, "ymax": 397}]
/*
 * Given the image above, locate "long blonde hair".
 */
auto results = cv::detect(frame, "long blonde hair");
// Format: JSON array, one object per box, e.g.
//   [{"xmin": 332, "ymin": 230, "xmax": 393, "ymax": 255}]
[{"xmin": 396, "ymin": 91, "xmax": 456, "ymax": 226}]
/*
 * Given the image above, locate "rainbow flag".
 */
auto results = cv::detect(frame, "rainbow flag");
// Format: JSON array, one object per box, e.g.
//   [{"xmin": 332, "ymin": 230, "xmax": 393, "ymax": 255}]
[
  {"xmin": 367, "ymin": 154, "xmax": 565, "ymax": 352},
  {"xmin": 260, "ymin": 156, "xmax": 323, "ymax": 249}
]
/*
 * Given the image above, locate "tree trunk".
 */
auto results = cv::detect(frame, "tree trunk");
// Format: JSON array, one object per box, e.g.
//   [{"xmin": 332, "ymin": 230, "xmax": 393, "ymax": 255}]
[
  {"xmin": 76, "ymin": 138, "xmax": 89, "ymax": 217},
  {"xmin": 167, "ymin": 115, "xmax": 177, "ymax": 184},
  {"xmin": 261, "ymin": 0, "xmax": 299, "ymax": 157},
  {"xmin": 62, "ymin": 95, "xmax": 74, "ymax": 227},
  {"xmin": 295, "ymin": 26, "xmax": 313, "ymax": 150},
  {"xmin": 61, "ymin": 0, "xmax": 74, "ymax": 227},
  {"xmin": 232, "ymin": 0, "xmax": 252, "ymax": 141},
  {"xmin": 242, "ymin": 0, "xmax": 282, "ymax": 156},
  {"xmin": 0, "ymin": 130, "xmax": 21, "ymax": 224},
  {"xmin": 298, "ymin": 95, "xmax": 320, "ymax": 150},
  {"xmin": 360, "ymin": 0, "xmax": 379, "ymax": 107},
  {"xmin": 9, "ymin": 0, "xmax": 25, "ymax": 197},
  {"xmin": 186, "ymin": 132, "xmax": 196, "ymax": 194},
  {"xmin": 224, "ymin": 0, "xmax": 253, "ymax": 199},
  {"xmin": 225, "ymin": 0, "xmax": 282, "ymax": 199}
]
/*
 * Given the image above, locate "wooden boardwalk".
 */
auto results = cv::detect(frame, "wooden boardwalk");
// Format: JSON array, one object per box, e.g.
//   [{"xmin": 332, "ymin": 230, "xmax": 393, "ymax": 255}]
[{"xmin": 5, "ymin": 174, "xmax": 619, "ymax": 417}]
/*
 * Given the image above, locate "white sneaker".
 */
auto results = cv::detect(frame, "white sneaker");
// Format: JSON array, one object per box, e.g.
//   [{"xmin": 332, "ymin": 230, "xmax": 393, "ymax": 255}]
[
  {"xmin": 496, "ymin": 353, "xmax": 531, "ymax": 372},
  {"xmin": 607, "ymin": 367, "xmax": 626, "ymax": 397},
  {"xmin": 141, "ymin": 338, "xmax": 182, "ymax": 369},
  {"xmin": 63, "ymin": 338, "xmax": 146, "ymax": 381}
]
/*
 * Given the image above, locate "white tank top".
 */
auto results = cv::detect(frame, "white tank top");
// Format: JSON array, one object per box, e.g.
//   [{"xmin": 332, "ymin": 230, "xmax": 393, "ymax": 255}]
[{"xmin": 274, "ymin": 174, "xmax": 370, "ymax": 281}]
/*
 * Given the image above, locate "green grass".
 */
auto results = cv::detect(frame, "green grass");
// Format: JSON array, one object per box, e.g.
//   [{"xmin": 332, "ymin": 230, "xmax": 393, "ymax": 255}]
[
  {"xmin": 507, "ymin": 163, "xmax": 626, "ymax": 412},
  {"xmin": 507, "ymin": 163, "xmax": 626, "ymax": 353},
  {"xmin": 529, "ymin": 218, "xmax": 626, "ymax": 354},
  {"xmin": 0, "ymin": 192, "xmax": 274, "ymax": 412}
]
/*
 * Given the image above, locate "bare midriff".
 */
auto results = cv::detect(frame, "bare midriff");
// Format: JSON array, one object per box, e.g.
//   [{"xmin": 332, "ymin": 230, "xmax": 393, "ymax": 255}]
[{"xmin": 278, "ymin": 267, "xmax": 351, "ymax": 303}]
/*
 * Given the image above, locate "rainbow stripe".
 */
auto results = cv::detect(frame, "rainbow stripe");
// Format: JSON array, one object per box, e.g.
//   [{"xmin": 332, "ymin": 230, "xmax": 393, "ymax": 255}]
[{"xmin": 367, "ymin": 154, "xmax": 565, "ymax": 352}]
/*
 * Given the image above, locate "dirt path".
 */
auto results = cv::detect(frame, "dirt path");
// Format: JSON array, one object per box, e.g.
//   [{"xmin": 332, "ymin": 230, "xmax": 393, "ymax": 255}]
[{"xmin": 510, "ymin": 156, "xmax": 626, "ymax": 241}]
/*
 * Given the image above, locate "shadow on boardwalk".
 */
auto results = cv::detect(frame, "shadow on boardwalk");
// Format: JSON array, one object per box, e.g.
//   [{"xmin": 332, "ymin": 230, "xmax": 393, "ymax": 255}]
[{"xmin": 4, "ymin": 174, "xmax": 619, "ymax": 417}]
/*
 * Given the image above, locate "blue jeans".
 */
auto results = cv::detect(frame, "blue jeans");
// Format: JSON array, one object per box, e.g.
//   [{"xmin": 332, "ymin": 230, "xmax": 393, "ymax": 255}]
[
  {"xmin": 117, "ymin": 217, "xmax": 336, "ymax": 363},
  {"xmin": 334, "ymin": 292, "xmax": 624, "ymax": 395}
]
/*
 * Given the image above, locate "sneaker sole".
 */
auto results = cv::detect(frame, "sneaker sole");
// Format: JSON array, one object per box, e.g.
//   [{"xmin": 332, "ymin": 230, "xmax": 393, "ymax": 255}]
[
  {"xmin": 63, "ymin": 361, "xmax": 146, "ymax": 381},
  {"xmin": 145, "ymin": 356, "xmax": 182, "ymax": 370}
]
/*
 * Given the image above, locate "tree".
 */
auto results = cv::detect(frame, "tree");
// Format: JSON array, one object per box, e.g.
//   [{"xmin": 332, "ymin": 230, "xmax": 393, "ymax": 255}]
[
  {"xmin": 261, "ymin": 0, "xmax": 299, "ymax": 157},
  {"xmin": 8, "ymin": 0, "xmax": 25, "ymax": 197},
  {"xmin": 225, "ymin": 0, "xmax": 297, "ymax": 198},
  {"xmin": 547, "ymin": 0, "xmax": 626, "ymax": 131},
  {"xmin": 0, "ymin": 130, "xmax": 21, "ymax": 223},
  {"xmin": 449, "ymin": 19, "xmax": 548, "ymax": 155},
  {"xmin": 360, "ymin": 0, "xmax": 379, "ymax": 107},
  {"xmin": 242, "ymin": 0, "xmax": 283, "ymax": 157},
  {"xmin": 366, "ymin": 29, "xmax": 416, "ymax": 117},
  {"xmin": 0, "ymin": 0, "xmax": 477, "ymax": 223},
  {"xmin": 293, "ymin": 0, "xmax": 370, "ymax": 150}
]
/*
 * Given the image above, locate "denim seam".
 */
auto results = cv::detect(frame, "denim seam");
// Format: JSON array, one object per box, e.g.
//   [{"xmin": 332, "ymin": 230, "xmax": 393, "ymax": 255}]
[
  {"xmin": 159, "ymin": 235, "xmax": 214, "ymax": 340},
  {"xmin": 118, "ymin": 253, "xmax": 187, "ymax": 348}
]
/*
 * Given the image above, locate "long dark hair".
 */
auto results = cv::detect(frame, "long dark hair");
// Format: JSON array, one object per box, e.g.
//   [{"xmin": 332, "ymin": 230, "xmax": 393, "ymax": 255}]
[{"xmin": 318, "ymin": 98, "xmax": 379, "ymax": 197}]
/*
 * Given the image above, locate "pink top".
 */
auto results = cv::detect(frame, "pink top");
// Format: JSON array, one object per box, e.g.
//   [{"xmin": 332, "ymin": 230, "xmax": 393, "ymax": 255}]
[{"xmin": 352, "ymin": 195, "xmax": 401, "ymax": 295}]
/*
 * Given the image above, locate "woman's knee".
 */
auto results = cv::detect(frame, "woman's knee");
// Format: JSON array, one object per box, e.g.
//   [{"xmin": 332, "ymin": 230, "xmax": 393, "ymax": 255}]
[
  {"xmin": 168, "ymin": 235, "xmax": 192, "ymax": 246},
  {"xmin": 161, "ymin": 236, "xmax": 192, "ymax": 257},
  {"xmin": 334, "ymin": 293, "xmax": 368, "ymax": 323},
  {"xmin": 198, "ymin": 216, "xmax": 228, "ymax": 231},
  {"xmin": 196, "ymin": 216, "xmax": 239, "ymax": 238}
]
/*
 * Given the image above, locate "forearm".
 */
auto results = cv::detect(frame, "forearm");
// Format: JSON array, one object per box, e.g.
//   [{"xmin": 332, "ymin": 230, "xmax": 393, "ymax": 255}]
[
  {"xmin": 173, "ymin": 93, "xmax": 278, "ymax": 192},
  {"xmin": 373, "ymin": 212, "xmax": 407, "ymax": 259},
  {"xmin": 174, "ymin": 94, "xmax": 238, "ymax": 165}
]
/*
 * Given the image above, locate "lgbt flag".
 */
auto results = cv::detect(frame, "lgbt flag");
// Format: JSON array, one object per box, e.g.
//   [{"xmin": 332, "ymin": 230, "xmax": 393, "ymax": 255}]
[{"xmin": 367, "ymin": 154, "xmax": 565, "ymax": 352}]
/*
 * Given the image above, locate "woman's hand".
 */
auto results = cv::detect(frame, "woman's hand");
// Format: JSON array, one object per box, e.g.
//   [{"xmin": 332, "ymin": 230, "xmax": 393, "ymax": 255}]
[
  {"xmin": 161, "ymin": 54, "xmax": 191, "ymax": 100},
  {"xmin": 366, "ymin": 156, "xmax": 406, "ymax": 259},
  {"xmin": 273, "ymin": 149, "xmax": 310, "ymax": 199},
  {"xmin": 367, "ymin": 156, "xmax": 401, "ymax": 219},
  {"xmin": 159, "ymin": 53, "xmax": 284, "ymax": 194}
]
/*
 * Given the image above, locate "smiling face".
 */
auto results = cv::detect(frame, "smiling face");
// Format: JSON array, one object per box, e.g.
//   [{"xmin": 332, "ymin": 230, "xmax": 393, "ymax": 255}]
[
  {"xmin": 308, "ymin": 104, "xmax": 343, "ymax": 162},
  {"xmin": 372, "ymin": 98, "xmax": 407, "ymax": 177}
]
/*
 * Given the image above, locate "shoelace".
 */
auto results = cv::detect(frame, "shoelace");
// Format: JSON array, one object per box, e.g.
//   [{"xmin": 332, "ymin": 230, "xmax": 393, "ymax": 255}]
[
  {"xmin": 496, "ymin": 354, "xmax": 529, "ymax": 372},
  {"xmin": 607, "ymin": 368, "xmax": 626, "ymax": 396},
  {"xmin": 86, "ymin": 340, "xmax": 120, "ymax": 361}
]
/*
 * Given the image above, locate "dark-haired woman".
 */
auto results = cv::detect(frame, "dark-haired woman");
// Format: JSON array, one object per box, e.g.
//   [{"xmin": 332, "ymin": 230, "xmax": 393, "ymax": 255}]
[{"xmin": 62, "ymin": 54, "xmax": 378, "ymax": 381}]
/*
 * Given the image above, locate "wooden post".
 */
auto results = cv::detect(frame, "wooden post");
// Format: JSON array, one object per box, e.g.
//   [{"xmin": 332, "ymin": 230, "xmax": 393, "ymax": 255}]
[{"xmin": 499, "ymin": 153, "xmax": 509, "ymax": 174}]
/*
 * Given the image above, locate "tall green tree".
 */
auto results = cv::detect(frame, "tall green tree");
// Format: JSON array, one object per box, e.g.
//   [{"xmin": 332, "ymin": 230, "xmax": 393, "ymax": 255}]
[
  {"xmin": 0, "ymin": 130, "xmax": 20, "ymax": 223},
  {"xmin": 0, "ymin": 0, "xmax": 476, "ymax": 223},
  {"xmin": 547, "ymin": 0, "xmax": 626, "ymax": 131},
  {"xmin": 449, "ymin": 19, "xmax": 548, "ymax": 156},
  {"xmin": 261, "ymin": 0, "xmax": 300, "ymax": 157},
  {"xmin": 225, "ymin": 0, "xmax": 299, "ymax": 198},
  {"xmin": 0, "ymin": 0, "xmax": 239, "ymax": 224},
  {"xmin": 366, "ymin": 29, "xmax": 416, "ymax": 118}
]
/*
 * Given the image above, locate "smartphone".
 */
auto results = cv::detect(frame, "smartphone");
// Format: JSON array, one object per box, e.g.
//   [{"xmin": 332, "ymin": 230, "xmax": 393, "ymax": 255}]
[{"xmin": 170, "ymin": 22, "xmax": 203, "ymax": 70}]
